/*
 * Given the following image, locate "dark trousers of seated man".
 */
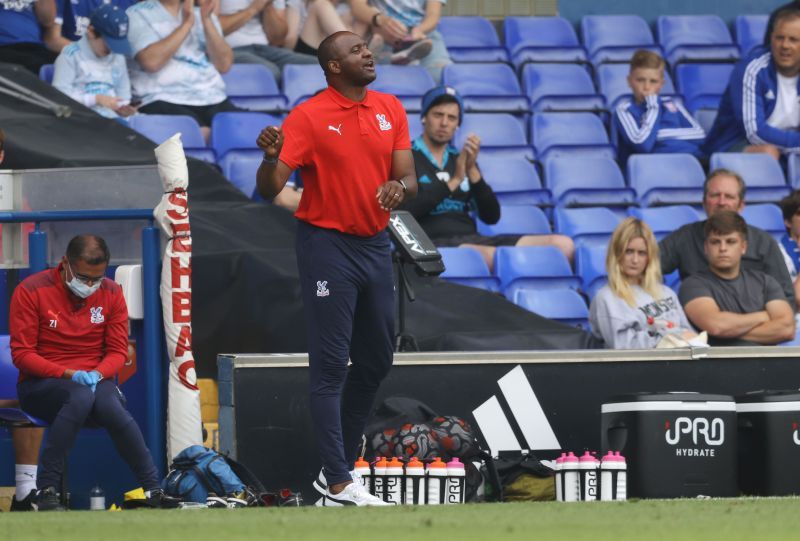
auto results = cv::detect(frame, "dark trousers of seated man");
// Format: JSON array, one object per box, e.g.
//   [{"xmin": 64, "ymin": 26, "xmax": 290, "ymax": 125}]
[{"xmin": 17, "ymin": 378, "xmax": 160, "ymax": 492}]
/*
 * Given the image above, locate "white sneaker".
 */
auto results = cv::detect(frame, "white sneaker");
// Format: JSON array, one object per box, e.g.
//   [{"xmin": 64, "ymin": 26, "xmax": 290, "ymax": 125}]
[
  {"xmin": 325, "ymin": 482, "xmax": 391, "ymax": 506},
  {"xmin": 312, "ymin": 469, "xmax": 327, "ymax": 496}
]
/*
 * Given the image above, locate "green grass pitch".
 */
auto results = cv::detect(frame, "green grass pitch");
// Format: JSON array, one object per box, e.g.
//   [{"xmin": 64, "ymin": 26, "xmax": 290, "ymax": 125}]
[{"xmin": 3, "ymin": 499, "xmax": 800, "ymax": 541}]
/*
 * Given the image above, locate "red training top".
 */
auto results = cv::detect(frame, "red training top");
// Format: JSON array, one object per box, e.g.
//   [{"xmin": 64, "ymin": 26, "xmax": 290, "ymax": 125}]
[
  {"xmin": 10, "ymin": 264, "xmax": 129, "ymax": 381},
  {"xmin": 279, "ymin": 86, "xmax": 411, "ymax": 237}
]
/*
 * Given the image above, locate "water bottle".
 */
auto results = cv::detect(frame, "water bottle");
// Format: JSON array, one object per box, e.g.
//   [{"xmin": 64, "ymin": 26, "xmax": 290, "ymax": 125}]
[
  {"xmin": 600, "ymin": 451, "xmax": 627, "ymax": 501},
  {"xmin": 89, "ymin": 485, "xmax": 105, "ymax": 511},
  {"xmin": 404, "ymin": 457, "xmax": 426, "ymax": 505},
  {"xmin": 426, "ymin": 457, "xmax": 447, "ymax": 505},
  {"xmin": 554, "ymin": 453, "xmax": 566, "ymax": 501},
  {"xmin": 561, "ymin": 452, "xmax": 580, "ymax": 502},
  {"xmin": 353, "ymin": 456, "xmax": 372, "ymax": 494},
  {"xmin": 373, "ymin": 457, "xmax": 388, "ymax": 502},
  {"xmin": 445, "ymin": 457, "xmax": 466, "ymax": 504},
  {"xmin": 578, "ymin": 451, "xmax": 600, "ymax": 501},
  {"xmin": 385, "ymin": 457, "xmax": 404, "ymax": 505}
]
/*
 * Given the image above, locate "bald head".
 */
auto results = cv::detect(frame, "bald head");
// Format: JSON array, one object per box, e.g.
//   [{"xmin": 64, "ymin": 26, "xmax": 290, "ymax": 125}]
[
  {"xmin": 66, "ymin": 235, "xmax": 110, "ymax": 266},
  {"xmin": 318, "ymin": 31, "xmax": 358, "ymax": 74}
]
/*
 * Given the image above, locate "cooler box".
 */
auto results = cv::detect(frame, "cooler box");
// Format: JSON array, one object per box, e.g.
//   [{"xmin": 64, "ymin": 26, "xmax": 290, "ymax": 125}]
[
  {"xmin": 601, "ymin": 393, "xmax": 737, "ymax": 498},
  {"xmin": 736, "ymin": 390, "xmax": 800, "ymax": 496}
]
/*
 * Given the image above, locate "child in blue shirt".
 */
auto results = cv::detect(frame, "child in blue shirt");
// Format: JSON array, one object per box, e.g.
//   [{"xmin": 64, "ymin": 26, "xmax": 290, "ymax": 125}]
[{"xmin": 614, "ymin": 50, "xmax": 705, "ymax": 163}]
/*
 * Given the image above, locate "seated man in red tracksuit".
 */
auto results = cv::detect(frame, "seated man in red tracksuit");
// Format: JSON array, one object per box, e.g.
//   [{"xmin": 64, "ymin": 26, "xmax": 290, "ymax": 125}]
[{"xmin": 10, "ymin": 234, "xmax": 175, "ymax": 511}]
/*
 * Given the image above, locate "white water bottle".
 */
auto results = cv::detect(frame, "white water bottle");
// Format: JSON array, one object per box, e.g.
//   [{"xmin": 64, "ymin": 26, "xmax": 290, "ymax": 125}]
[
  {"xmin": 554, "ymin": 453, "xmax": 566, "ymax": 501},
  {"xmin": 385, "ymin": 457, "xmax": 404, "ymax": 505},
  {"xmin": 404, "ymin": 457, "xmax": 426, "ymax": 505},
  {"xmin": 561, "ymin": 452, "xmax": 580, "ymax": 502},
  {"xmin": 445, "ymin": 457, "xmax": 466, "ymax": 504},
  {"xmin": 578, "ymin": 451, "xmax": 599, "ymax": 501},
  {"xmin": 354, "ymin": 457, "xmax": 372, "ymax": 494},
  {"xmin": 426, "ymin": 457, "xmax": 447, "ymax": 505},
  {"xmin": 600, "ymin": 451, "xmax": 627, "ymax": 501},
  {"xmin": 373, "ymin": 457, "xmax": 388, "ymax": 501},
  {"xmin": 89, "ymin": 485, "xmax": 105, "ymax": 511}
]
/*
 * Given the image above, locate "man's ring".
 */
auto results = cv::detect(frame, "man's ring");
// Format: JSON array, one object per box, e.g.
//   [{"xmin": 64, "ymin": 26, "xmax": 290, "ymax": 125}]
[{"xmin": 393, "ymin": 193, "xmax": 400, "ymax": 198}]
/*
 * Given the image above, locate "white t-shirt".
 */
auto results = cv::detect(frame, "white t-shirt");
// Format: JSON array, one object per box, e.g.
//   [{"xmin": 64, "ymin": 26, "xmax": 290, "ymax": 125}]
[
  {"xmin": 127, "ymin": 0, "xmax": 227, "ymax": 106},
  {"xmin": 767, "ymin": 73, "xmax": 800, "ymax": 130},
  {"xmin": 220, "ymin": 0, "xmax": 285, "ymax": 48}
]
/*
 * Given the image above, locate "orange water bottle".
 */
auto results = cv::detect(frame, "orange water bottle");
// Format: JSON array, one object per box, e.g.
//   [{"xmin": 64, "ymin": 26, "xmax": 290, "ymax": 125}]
[
  {"xmin": 354, "ymin": 457, "xmax": 372, "ymax": 494},
  {"xmin": 404, "ymin": 457, "xmax": 426, "ymax": 505},
  {"xmin": 373, "ymin": 457, "xmax": 389, "ymax": 502},
  {"xmin": 426, "ymin": 458, "xmax": 447, "ymax": 505},
  {"xmin": 385, "ymin": 457, "xmax": 404, "ymax": 505}
]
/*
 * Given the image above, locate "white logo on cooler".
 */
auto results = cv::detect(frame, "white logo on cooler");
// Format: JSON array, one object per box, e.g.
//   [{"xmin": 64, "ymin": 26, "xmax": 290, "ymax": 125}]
[{"xmin": 665, "ymin": 417, "xmax": 725, "ymax": 446}]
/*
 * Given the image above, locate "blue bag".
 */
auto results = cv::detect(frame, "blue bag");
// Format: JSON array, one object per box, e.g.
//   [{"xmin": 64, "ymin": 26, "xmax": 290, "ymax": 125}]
[{"xmin": 162, "ymin": 445, "xmax": 246, "ymax": 503}]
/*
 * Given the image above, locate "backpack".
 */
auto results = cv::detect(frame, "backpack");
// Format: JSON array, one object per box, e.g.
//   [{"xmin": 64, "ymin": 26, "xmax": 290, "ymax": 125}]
[{"xmin": 162, "ymin": 445, "xmax": 264, "ymax": 504}]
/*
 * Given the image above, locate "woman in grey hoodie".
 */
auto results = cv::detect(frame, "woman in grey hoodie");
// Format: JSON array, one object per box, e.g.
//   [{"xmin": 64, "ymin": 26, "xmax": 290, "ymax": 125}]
[{"xmin": 589, "ymin": 218, "xmax": 697, "ymax": 348}]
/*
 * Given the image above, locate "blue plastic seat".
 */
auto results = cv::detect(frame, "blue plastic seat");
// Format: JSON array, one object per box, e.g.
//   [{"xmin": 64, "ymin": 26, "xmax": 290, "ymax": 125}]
[
  {"xmin": 495, "ymin": 246, "xmax": 581, "ymax": 301},
  {"xmin": 478, "ymin": 157, "xmax": 551, "ymax": 207},
  {"xmin": 531, "ymin": 113, "xmax": 614, "ymax": 161},
  {"xmin": 222, "ymin": 63, "xmax": 286, "ymax": 112},
  {"xmin": 503, "ymin": 17, "xmax": 588, "ymax": 70},
  {"xmin": 407, "ymin": 113, "xmax": 423, "ymax": 140},
  {"xmin": 545, "ymin": 157, "xmax": 635, "ymax": 208},
  {"xmin": 438, "ymin": 247, "xmax": 501, "ymax": 292},
  {"xmin": 437, "ymin": 16, "xmax": 509, "ymax": 63},
  {"xmin": 456, "ymin": 113, "xmax": 534, "ymax": 160},
  {"xmin": 555, "ymin": 206, "xmax": 621, "ymax": 248},
  {"xmin": 521, "ymin": 64, "xmax": 604, "ymax": 113},
  {"xmin": 39, "ymin": 63, "xmax": 54, "ymax": 83},
  {"xmin": 210, "ymin": 112, "xmax": 282, "ymax": 172},
  {"xmin": 657, "ymin": 15, "xmax": 740, "ymax": 66},
  {"xmin": 221, "ymin": 155, "xmax": 261, "ymax": 197},
  {"xmin": 675, "ymin": 63, "xmax": 733, "ymax": 114},
  {"xmin": 627, "ymin": 153, "xmax": 706, "ymax": 207},
  {"xmin": 741, "ymin": 204, "xmax": 785, "ymax": 242},
  {"xmin": 371, "ymin": 65, "xmax": 435, "ymax": 112},
  {"xmin": 709, "ymin": 152, "xmax": 789, "ymax": 204},
  {"xmin": 0, "ymin": 334, "xmax": 48, "ymax": 429},
  {"xmin": 628, "ymin": 205, "xmax": 700, "ymax": 241},
  {"xmin": 735, "ymin": 15, "xmax": 769, "ymax": 56},
  {"xmin": 442, "ymin": 63, "xmax": 529, "ymax": 114},
  {"xmin": 476, "ymin": 205, "xmax": 551, "ymax": 236},
  {"xmin": 788, "ymin": 153, "xmax": 800, "ymax": 190},
  {"xmin": 581, "ymin": 15, "xmax": 662, "ymax": 65},
  {"xmin": 694, "ymin": 108, "xmax": 718, "ymax": 134},
  {"xmin": 514, "ymin": 288, "xmax": 590, "ymax": 329},
  {"xmin": 128, "ymin": 114, "xmax": 216, "ymax": 162},
  {"xmin": 282, "ymin": 64, "xmax": 327, "ymax": 106},
  {"xmin": 575, "ymin": 243, "xmax": 609, "ymax": 299},
  {"xmin": 596, "ymin": 63, "xmax": 678, "ymax": 110}
]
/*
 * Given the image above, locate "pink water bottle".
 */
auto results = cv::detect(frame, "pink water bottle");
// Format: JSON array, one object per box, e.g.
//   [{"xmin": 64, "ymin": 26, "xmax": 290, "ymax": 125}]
[
  {"xmin": 554, "ymin": 453, "xmax": 566, "ymax": 501},
  {"xmin": 600, "ymin": 451, "xmax": 627, "ymax": 501},
  {"xmin": 562, "ymin": 452, "xmax": 580, "ymax": 502},
  {"xmin": 445, "ymin": 457, "xmax": 466, "ymax": 504},
  {"xmin": 578, "ymin": 451, "xmax": 600, "ymax": 501}
]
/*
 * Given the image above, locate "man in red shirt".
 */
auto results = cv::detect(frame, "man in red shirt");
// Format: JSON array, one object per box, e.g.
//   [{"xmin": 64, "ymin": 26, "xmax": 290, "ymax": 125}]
[
  {"xmin": 256, "ymin": 31, "xmax": 417, "ymax": 506},
  {"xmin": 10, "ymin": 235, "xmax": 173, "ymax": 511}
]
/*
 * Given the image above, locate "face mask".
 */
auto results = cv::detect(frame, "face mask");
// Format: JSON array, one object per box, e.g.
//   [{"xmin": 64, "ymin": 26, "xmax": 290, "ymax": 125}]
[{"xmin": 66, "ymin": 263, "xmax": 103, "ymax": 299}]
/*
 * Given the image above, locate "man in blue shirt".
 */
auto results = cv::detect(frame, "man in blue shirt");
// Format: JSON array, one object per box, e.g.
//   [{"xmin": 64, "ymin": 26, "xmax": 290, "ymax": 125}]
[{"xmin": 0, "ymin": 0, "xmax": 68, "ymax": 73}]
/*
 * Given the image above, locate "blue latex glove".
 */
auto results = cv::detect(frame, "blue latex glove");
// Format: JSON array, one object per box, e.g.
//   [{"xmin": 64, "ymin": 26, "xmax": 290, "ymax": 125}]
[
  {"xmin": 71, "ymin": 370, "xmax": 102, "ymax": 392},
  {"xmin": 86, "ymin": 371, "xmax": 102, "ymax": 392}
]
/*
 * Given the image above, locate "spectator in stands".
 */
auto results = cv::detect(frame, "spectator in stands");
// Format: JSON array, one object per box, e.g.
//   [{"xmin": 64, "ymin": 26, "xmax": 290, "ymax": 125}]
[
  {"xmin": 350, "ymin": 0, "xmax": 449, "ymax": 81},
  {"xmin": 56, "ymin": 0, "xmax": 138, "ymax": 41},
  {"xmin": 52, "ymin": 4, "xmax": 137, "ymax": 120},
  {"xmin": 614, "ymin": 50, "xmax": 705, "ymax": 163},
  {"xmin": 705, "ymin": 6, "xmax": 800, "ymax": 160},
  {"xmin": 0, "ymin": 128, "xmax": 44, "ymax": 512},
  {"xmin": 660, "ymin": 168, "xmax": 795, "ymax": 307},
  {"xmin": 127, "ymin": 0, "xmax": 240, "ymax": 140},
  {"xmin": 590, "ymin": 217, "xmax": 698, "ymax": 349},
  {"xmin": 764, "ymin": 1, "xmax": 800, "ymax": 46},
  {"xmin": 10, "ymin": 235, "xmax": 178, "ymax": 511},
  {"xmin": 778, "ymin": 190, "xmax": 800, "ymax": 310},
  {"xmin": 0, "ymin": 0, "xmax": 69, "ymax": 74},
  {"xmin": 218, "ymin": 0, "xmax": 317, "ymax": 83},
  {"xmin": 680, "ymin": 211, "xmax": 796, "ymax": 346},
  {"xmin": 399, "ymin": 86, "xmax": 575, "ymax": 271}
]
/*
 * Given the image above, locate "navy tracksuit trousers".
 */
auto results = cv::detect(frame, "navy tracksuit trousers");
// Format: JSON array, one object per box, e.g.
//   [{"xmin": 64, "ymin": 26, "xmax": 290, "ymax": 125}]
[{"xmin": 295, "ymin": 220, "xmax": 395, "ymax": 487}]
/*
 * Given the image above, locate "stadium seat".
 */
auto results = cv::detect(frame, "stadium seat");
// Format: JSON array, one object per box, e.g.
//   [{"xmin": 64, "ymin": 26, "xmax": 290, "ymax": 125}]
[
  {"xmin": 675, "ymin": 63, "xmax": 733, "ymax": 114},
  {"xmin": 657, "ymin": 15, "xmax": 740, "ymax": 66},
  {"xmin": 476, "ymin": 205, "xmax": 551, "ymax": 236},
  {"xmin": 694, "ymin": 108, "xmax": 718, "ymax": 134},
  {"xmin": 371, "ymin": 65, "xmax": 435, "ymax": 112},
  {"xmin": 788, "ymin": 153, "xmax": 800, "ymax": 190},
  {"xmin": 222, "ymin": 155, "xmax": 260, "ymax": 197},
  {"xmin": 437, "ymin": 16, "xmax": 509, "ymax": 63},
  {"xmin": 544, "ymin": 157, "xmax": 635, "ymax": 208},
  {"xmin": 456, "ymin": 113, "xmax": 534, "ymax": 160},
  {"xmin": 0, "ymin": 333, "xmax": 49, "ymax": 450},
  {"xmin": 282, "ymin": 64, "xmax": 326, "ymax": 106},
  {"xmin": 531, "ymin": 113, "xmax": 614, "ymax": 162},
  {"xmin": 735, "ymin": 15, "xmax": 769, "ymax": 56},
  {"xmin": 520, "ymin": 64, "xmax": 605, "ymax": 113},
  {"xmin": 442, "ymin": 63, "xmax": 529, "ymax": 114},
  {"xmin": 596, "ymin": 64, "xmax": 678, "ymax": 110},
  {"xmin": 741, "ymin": 203, "xmax": 785, "ymax": 242},
  {"xmin": 575, "ymin": 243, "xmax": 608, "ymax": 299},
  {"xmin": 628, "ymin": 205, "xmax": 700, "ymax": 241},
  {"xmin": 210, "ymin": 112, "xmax": 282, "ymax": 172},
  {"xmin": 580, "ymin": 15, "xmax": 662, "ymax": 65},
  {"xmin": 554, "ymin": 206, "xmax": 621, "ymax": 247},
  {"xmin": 407, "ymin": 113, "xmax": 423, "ymax": 140},
  {"xmin": 626, "ymin": 153, "xmax": 706, "ymax": 207},
  {"xmin": 709, "ymin": 152, "xmax": 790, "ymax": 204},
  {"xmin": 495, "ymin": 246, "xmax": 581, "ymax": 301},
  {"xmin": 39, "ymin": 63, "xmax": 54, "ymax": 83},
  {"xmin": 503, "ymin": 17, "xmax": 588, "ymax": 70},
  {"xmin": 514, "ymin": 288, "xmax": 590, "ymax": 329},
  {"xmin": 438, "ymin": 247, "xmax": 501, "ymax": 293},
  {"xmin": 221, "ymin": 64, "xmax": 286, "ymax": 112},
  {"xmin": 478, "ymin": 157, "xmax": 551, "ymax": 207},
  {"xmin": 128, "ymin": 114, "xmax": 216, "ymax": 162}
]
